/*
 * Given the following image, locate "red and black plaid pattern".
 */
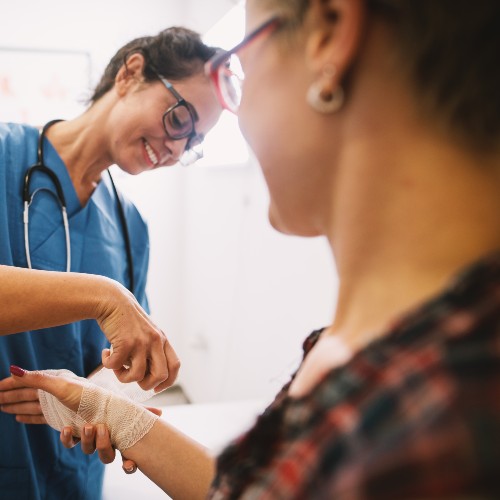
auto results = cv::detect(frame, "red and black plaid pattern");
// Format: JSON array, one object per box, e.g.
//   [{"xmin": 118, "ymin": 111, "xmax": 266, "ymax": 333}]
[{"xmin": 209, "ymin": 252, "xmax": 500, "ymax": 499}]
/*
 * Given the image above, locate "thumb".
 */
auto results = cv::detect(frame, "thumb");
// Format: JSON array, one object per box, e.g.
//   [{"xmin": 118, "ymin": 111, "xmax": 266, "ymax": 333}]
[
  {"xmin": 9, "ymin": 365, "xmax": 82, "ymax": 411},
  {"xmin": 145, "ymin": 406, "xmax": 163, "ymax": 417},
  {"xmin": 102, "ymin": 345, "xmax": 128, "ymax": 371},
  {"xmin": 10, "ymin": 365, "xmax": 57, "ymax": 393}
]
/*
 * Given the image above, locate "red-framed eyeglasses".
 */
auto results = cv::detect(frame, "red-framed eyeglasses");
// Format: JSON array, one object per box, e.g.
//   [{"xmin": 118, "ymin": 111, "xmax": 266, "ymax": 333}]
[{"xmin": 205, "ymin": 17, "xmax": 282, "ymax": 113}]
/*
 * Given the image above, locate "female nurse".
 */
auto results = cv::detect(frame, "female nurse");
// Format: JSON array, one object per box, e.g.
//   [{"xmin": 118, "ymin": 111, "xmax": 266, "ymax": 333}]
[{"xmin": 0, "ymin": 26, "xmax": 221, "ymax": 500}]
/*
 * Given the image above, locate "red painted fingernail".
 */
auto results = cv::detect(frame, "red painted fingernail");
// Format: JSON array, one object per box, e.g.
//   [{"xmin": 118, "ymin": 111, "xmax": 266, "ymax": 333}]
[{"xmin": 10, "ymin": 365, "xmax": 26, "ymax": 377}]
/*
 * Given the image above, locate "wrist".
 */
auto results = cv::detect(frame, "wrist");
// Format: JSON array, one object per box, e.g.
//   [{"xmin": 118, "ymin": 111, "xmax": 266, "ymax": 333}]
[
  {"xmin": 90, "ymin": 275, "xmax": 129, "ymax": 324},
  {"xmin": 77, "ymin": 387, "xmax": 159, "ymax": 451}
]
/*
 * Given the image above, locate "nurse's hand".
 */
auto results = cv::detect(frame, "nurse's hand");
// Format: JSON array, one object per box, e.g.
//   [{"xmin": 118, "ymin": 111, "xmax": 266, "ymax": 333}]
[
  {"xmin": 0, "ymin": 375, "xmax": 45, "ymax": 424},
  {"xmin": 60, "ymin": 406, "xmax": 162, "ymax": 473},
  {"xmin": 96, "ymin": 280, "xmax": 180, "ymax": 392}
]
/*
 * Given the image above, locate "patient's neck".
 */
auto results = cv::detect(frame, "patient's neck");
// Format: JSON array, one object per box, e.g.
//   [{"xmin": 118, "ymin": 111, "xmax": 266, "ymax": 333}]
[{"xmin": 327, "ymin": 124, "xmax": 500, "ymax": 350}]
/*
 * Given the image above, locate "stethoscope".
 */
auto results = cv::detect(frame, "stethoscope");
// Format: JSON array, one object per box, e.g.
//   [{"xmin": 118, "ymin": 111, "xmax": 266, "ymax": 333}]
[{"xmin": 22, "ymin": 119, "xmax": 135, "ymax": 294}]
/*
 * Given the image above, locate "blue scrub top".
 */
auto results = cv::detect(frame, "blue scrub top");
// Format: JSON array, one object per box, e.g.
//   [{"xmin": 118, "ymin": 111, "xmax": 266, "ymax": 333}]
[{"xmin": 0, "ymin": 123, "xmax": 150, "ymax": 500}]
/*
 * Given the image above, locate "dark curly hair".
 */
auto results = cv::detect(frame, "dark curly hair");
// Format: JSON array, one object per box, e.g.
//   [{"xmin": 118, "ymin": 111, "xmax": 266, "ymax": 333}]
[{"xmin": 90, "ymin": 26, "xmax": 219, "ymax": 103}]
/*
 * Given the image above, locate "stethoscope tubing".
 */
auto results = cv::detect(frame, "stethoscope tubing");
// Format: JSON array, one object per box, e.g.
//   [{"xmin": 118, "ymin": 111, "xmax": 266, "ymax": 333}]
[
  {"xmin": 23, "ymin": 197, "xmax": 71, "ymax": 272},
  {"xmin": 23, "ymin": 120, "xmax": 71, "ymax": 273},
  {"xmin": 22, "ymin": 120, "xmax": 134, "ymax": 293}
]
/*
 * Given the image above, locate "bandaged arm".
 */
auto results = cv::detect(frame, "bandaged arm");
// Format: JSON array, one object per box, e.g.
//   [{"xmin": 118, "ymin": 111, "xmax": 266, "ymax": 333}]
[{"xmin": 38, "ymin": 370, "xmax": 215, "ymax": 500}]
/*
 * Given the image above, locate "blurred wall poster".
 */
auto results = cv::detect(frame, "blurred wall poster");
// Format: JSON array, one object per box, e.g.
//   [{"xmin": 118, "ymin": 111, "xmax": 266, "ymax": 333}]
[{"xmin": 0, "ymin": 47, "xmax": 91, "ymax": 126}]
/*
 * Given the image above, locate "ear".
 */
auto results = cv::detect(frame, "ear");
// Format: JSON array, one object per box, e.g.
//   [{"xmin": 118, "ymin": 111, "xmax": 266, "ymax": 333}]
[
  {"xmin": 114, "ymin": 52, "xmax": 147, "ymax": 97},
  {"xmin": 305, "ymin": 0, "xmax": 366, "ymax": 85}
]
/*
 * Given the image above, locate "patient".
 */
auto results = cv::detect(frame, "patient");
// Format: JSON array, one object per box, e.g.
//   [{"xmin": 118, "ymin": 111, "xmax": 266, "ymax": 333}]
[{"xmin": 10, "ymin": 0, "xmax": 500, "ymax": 498}]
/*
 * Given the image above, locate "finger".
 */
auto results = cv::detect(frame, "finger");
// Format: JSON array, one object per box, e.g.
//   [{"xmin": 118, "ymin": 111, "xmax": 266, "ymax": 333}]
[
  {"xmin": 101, "ymin": 348, "xmax": 111, "ymax": 366},
  {"xmin": 122, "ymin": 457, "xmax": 138, "ymax": 475},
  {"xmin": 113, "ymin": 353, "xmax": 147, "ymax": 385},
  {"xmin": 145, "ymin": 406, "xmax": 163, "ymax": 417},
  {"xmin": 0, "ymin": 376, "xmax": 36, "ymax": 393},
  {"xmin": 60, "ymin": 427, "xmax": 80, "ymax": 448},
  {"xmin": 81, "ymin": 425, "xmax": 97, "ymax": 455},
  {"xmin": 102, "ymin": 343, "xmax": 132, "ymax": 372},
  {"xmin": 15, "ymin": 414, "xmax": 46, "ymax": 424},
  {"xmin": 9, "ymin": 366, "xmax": 64, "ymax": 395},
  {"xmin": 0, "ymin": 388, "xmax": 39, "ymax": 405},
  {"xmin": 153, "ymin": 341, "xmax": 181, "ymax": 393},
  {"xmin": 137, "ymin": 334, "xmax": 168, "ymax": 391},
  {"xmin": 95, "ymin": 424, "xmax": 115, "ymax": 464},
  {"xmin": 104, "ymin": 340, "xmax": 148, "ymax": 384},
  {"xmin": 0, "ymin": 376, "xmax": 26, "ymax": 390},
  {"xmin": 9, "ymin": 365, "xmax": 82, "ymax": 411},
  {"xmin": 0, "ymin": 401, "xmax": 42, "ymax": 415}
]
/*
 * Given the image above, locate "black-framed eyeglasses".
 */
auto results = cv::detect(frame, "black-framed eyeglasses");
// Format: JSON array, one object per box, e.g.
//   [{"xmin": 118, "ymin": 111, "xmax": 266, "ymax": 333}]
[
  {"xmin": 205, "ymin": 17, "xmax": 282, "ymax": 114},
  {"xmin": 155, "ymin": 74, "xmax": 205, "ymax": 166}
]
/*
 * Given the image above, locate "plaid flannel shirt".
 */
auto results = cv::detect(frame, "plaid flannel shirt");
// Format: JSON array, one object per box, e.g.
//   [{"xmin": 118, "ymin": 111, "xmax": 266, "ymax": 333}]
[{"xmin": 209, "ymin": 252, "xmax": 500, "ymax": 499}]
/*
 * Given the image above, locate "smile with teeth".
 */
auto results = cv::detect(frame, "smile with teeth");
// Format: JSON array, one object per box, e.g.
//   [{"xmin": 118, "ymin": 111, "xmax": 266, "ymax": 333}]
[{"xmin": 143, "ymin": 139, "xmax": 159, "ymax": 166}]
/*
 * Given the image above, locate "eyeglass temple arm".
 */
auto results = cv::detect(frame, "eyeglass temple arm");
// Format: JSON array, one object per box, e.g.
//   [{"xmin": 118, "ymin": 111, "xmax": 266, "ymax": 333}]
[{"xmin": 206, "ymin": 16, "xmax": 282, "ymax": 73}]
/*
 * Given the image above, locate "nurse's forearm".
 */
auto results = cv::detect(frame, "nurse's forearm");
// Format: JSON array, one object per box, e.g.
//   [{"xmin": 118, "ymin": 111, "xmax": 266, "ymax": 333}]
[
  {"xmin": 124, "ymin": 419, "xmax": 216, "ymax": 499},
  {"xmin": 0, "ymin": 265, "xmax": 119, "ymax": 335}
]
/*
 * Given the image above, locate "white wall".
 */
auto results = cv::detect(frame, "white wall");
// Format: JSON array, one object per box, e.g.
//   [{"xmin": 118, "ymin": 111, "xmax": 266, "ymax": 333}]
[
  {"xmin": 178, "ymin": 161, "xmax": 337, "ymax": 403},
  {"xmin": 0, "ymin": 0, "xmax": 338, "ymax": 403},
  {"xmin": 0, "ymin": 0, "xmax": 236, "ymax": 89},
  {"xmin": 117, "ymin": 156, "xmax": 337, "ymax": 404}
]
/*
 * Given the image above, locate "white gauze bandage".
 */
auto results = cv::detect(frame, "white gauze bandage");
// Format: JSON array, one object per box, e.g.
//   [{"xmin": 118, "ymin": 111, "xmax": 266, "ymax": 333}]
[{"xmin": 38, "ymin": 369, "xmax": 159, "ymax": 451}]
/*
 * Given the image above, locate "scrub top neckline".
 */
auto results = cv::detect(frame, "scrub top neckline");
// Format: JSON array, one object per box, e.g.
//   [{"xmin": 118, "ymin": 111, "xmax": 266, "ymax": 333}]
[{"xmin": 41, "ymin": 128, "xmax": 107, "ymax": 217}]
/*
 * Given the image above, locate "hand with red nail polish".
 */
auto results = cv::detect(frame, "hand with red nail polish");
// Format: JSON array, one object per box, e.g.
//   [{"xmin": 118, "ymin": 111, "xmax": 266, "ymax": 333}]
[
  {"xmin": 10, "ymin": 365, "xmax": 25, "ymax": 377},
  {"xmin": 9, "ymin": 367, "xmax": 84, "ymax": 413},
  {"xmin": 0, "ymin": 367, "xmax": 45, "ymax": 425}
]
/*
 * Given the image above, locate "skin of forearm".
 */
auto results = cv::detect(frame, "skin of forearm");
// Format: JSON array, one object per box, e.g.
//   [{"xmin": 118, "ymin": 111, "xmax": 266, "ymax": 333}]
[
  {"xmin": 124, "ymin": 419, "xmax": 216, "ymax": 500},
  {"xmin": 0, "ymin": 265, "xmax": 117, "ymax": 335}
]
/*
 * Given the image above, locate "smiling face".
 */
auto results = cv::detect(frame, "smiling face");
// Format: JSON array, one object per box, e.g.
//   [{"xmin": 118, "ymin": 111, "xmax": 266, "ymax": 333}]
[{"xmin": 105, "ymin": 55, "xmax": 222, "ymax": 175}]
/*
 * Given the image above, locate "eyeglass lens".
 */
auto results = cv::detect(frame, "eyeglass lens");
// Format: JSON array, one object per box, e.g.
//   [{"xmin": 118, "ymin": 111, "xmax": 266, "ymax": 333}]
[
  {"xmin": 220, "ymin": 55, "xmax": 244, "ymax": 111},
  {"xmin": 163, "ymin": 104, "xmax": 194, "ymax": 140},
  {"xmin": 208, "ymin": 17, "xmax": 282, "ymax": 113}
]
